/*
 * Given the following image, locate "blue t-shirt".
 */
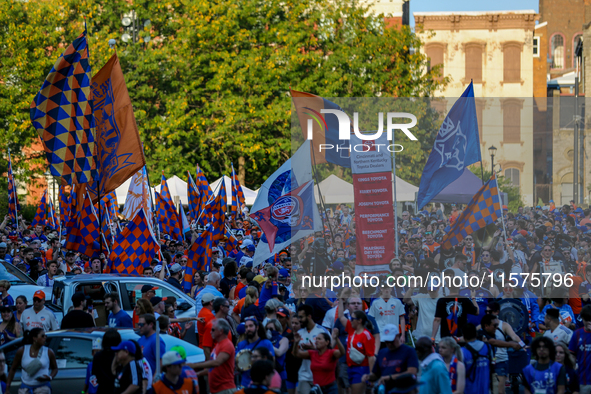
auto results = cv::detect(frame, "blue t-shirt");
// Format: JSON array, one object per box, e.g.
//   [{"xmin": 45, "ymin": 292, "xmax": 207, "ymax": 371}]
[
  {"xmin": 462, "ymin": 340, "xmax": 491, "ymax": 394},
  {"xmin": 236, "ymin": 338, "xmax": 275, "ymax": 387},
  {"xmin": 539, "ymin": 304, "xmax": 575, "ymax": 327},
  {"xmin": 238, "ymin": 286, "xmax": 247, "ymax": 299},
  {"xmin": 1, "ymin": 295, "xmax": 14, "ymax": 307},
  {"xmin": 569, "ymin": 328, "xmax": 591, "ymax": 385},
  {"xmin": 372, "ymin": 344, "xmax": 419, "ymax": 377},
  {"xmin": 85, "ymin": 362, "xmax": 98, "ymax": 394},
  {"xmin": 108, "ymin": 309, "xmax": 134, "ymax": 328},
  {"xmin": 138, "ymin": 332, "xmax": 166, "ymax": 373}
]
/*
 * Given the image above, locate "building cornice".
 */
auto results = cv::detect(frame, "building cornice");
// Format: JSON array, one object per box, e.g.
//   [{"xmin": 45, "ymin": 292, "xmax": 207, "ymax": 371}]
[{"xmin": 414, "ymin": 12, "xmax": 538, "ymax": 32}]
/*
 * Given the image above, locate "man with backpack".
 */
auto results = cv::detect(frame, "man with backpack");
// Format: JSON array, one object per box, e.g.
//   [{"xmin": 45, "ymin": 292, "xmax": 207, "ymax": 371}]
[{"xmin": 461, "ymin": 323, "xmax": 492, "ymax": 394}]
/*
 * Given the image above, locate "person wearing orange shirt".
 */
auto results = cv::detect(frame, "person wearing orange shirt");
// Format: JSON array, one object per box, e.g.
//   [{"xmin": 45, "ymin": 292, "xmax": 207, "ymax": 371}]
[
  {"xmin": 201, "ymin": 297, "xmax": 232, "ymax": 360},
  {"xmin": 197, "ymin": 293, "xmax": 215, "ymax": 348},
  {"xmin": 231, "ymin": 267, "xmax": 250, "ymax": 300}
]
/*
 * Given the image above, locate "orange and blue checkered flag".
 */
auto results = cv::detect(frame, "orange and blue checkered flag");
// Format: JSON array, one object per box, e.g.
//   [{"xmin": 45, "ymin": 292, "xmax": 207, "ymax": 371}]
[
  {"xmin": 156, "ymin": 191, "xmax": 182, "ymax": 241},
  {"xmin": 47, "ymin": 194, "xmax": 58, "ymax": 230},
  {"xmin": 218, "ymin": 175, "xmax": 228, "ymax": 215},
  {"xmin": 441, "ymin": 174, "xmax": 502, "ymax": 249},
  {"xmin": 230, "ymin": 163, "xmax": 245, "ymax": 217},
  {"xmin": 7, "ymin": 150, "xmax": 21, "ymax": 225},
  {"xmin": 101, "ymin": 191, "xmax": 118, "ymax": 220},
  {"xmin": 184, "ymin": 224, "xmax": 213, "ymax": 292},
  {"xmin": 225, "ymin": 228, "xmax": 238, "ymax": 253},
  {"xmin": 187, "ymin": 171, "xmax": 200, "ymax": 223},
  {"xmin": 30, "ymin": 30, "xmax": 97, "ymax": 185},
  {"xmin": 30, "ymin": 190, "xmax": 48, "ymax": 229},
  {"xmin": 196, "ymin": 164, "xmax": 213, "ymax": 222},
  {"xmin": 105, "ymin": 208, "xmax": 159, "ymax": 276},
  {"xmin": 66, "ymin": 191, "xmax": 101, "ymax": 258},
  {"xmin": 59, "ymin": 185, "xmax": 71, "ymax": 226}
]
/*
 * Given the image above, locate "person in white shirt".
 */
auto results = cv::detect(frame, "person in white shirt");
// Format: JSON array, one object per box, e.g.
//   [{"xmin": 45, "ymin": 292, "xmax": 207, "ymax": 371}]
[
  {"xmin": 543, "ymin": 308, "xmax": 573, "ymax": 346},
  {"xmin": 296, "ymin": 304, "xmax": 328, "ymax": 394},
  {"xmin": 369, "ymin": 284, "xmax": 405, "ymax": 344},
  {"xmin": 404, "ymin": 278, "xmax": 441, "ymax": 342},
  {"xmin": 36, "ymin": 260, "xmax": 58, "ymax": 288},
  {"xmin": 322, "ymin": 287, "xmax": 349, "ymax": 330},
  {"xmin": 21, "ymin": 290, "xmax": 59, "ymax": 333}
]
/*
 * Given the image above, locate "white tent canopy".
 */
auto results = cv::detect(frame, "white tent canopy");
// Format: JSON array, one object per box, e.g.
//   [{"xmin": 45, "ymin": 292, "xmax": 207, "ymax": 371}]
[
  {"xmin": 114, "ymin": 174, "xmax": 259, "ymax": 206},
  {"xmin": 210, "ymin": 175, "xmax": 259, "ymax": 206},
  {"xmin": 313, "ymin": 174, "xmax": 418, "ymax": 204}
]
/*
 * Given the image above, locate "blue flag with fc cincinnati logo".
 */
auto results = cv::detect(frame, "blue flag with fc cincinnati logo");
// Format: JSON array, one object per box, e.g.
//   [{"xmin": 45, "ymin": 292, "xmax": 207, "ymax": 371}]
[{"xmin": 249, "ymin": 141, "xmax": 322, "ymax": 267}]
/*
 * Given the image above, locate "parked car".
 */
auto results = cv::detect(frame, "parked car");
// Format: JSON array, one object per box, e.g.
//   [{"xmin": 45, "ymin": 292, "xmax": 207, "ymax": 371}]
[
  {"xmin": 0, "ymin": 259, "xmax": 51, "ymax": 304},
  {"xmin": 50, "ymin": 274, "xmax": 196, "ymax": 327},
  {"xmin": 0, "ymin": 328, "xmax": 205, "ymax": 394}
]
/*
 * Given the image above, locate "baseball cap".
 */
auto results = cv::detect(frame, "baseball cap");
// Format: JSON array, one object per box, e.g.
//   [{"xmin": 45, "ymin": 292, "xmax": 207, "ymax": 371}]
[
  {"xmin": 170, "ymin": 345, "xmax": 187, "ymax": 360},
  {"xmin": 240, "ymin": 256, "xmax": 253, "ymax": 266},
  {"xmin": 253, "ymin": 275, "xmax": 266, "ymax": 284},
  {"xmin": 169, "ymin": 263, "xmax": 183, "ymax": 274},
  {"xmin": 154, "ymin": 265, "xmax": 163, "ymax": 273},
  {"xmin": 150, "ymin": 296, "xmax": 165, "ymax": 306},
  {"xmin": 277, "ymin": 307, "xmax": 289, "ymax": 317},
  {"xmin": 332, "ymin": 261, "xmax": 344, "ymax": 271},
  {"xmin": 33, "ymin": 290, "xmax": 45, "ymax": 300},
  {"xmin": 0, "ymin": 243, "xmax": 6, "ymax": 249},
  {"xmin": 162, "ymin": 351, "xmax": 185, "ymax": 367},
  {"xmin": 240, "ymin": 239, "xmax": 254, "ymax": 249},
  {"xmin": 278, "ymin": 269, "xmax": 289, "ymax": 278},
  {"xmin": 112, "ymin": 340, "xmax": 136, "ymax": 354},
  {"xmin": 141, "ymin": 285, "xmax": 158, "ymax": 293},
  {"xmin": 381, "ymin": 324, "xmax": 400, "ymax": 342},
  {"xmin": 246, "ymin": 244, "xmax": 256, "ymax": 252},
  {"xmin": 201, "ymin": 293, "xmax": 215, "ymax": 304},
  {"xmin": 212, "ymin": 247, "xmax": 219, "ymax": 252}
]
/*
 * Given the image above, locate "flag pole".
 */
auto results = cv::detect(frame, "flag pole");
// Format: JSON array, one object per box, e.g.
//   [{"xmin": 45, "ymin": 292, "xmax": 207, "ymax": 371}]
[
  {"xmin": 144, "ymin": 165, "xmax": 160, "ymax": 239},
  {"xmin": 391, "ymin": 137, "xmax": 399, "ymax": 259},
  {"xmin": 7, "ymin": 148, "xmax": 19, "ymax": 230},
  {"xmin": 308, "ymin": 142, "xmax": 336, "ymax": 246}
]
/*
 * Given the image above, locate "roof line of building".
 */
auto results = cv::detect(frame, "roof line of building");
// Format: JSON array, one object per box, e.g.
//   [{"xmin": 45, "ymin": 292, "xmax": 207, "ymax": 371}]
[{"xmin": 413, "ymin": 10, "xmax": 537, "ymax": 17}]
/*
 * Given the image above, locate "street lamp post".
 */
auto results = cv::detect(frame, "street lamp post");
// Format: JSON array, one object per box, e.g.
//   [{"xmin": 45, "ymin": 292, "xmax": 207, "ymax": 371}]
[
  {"xmin": 121, "ymin": 11, "xmax": 151, "ymax": 45},
  {"xmin": 488, "ymin": 145, "xmax": 497, "ymax": 175}
]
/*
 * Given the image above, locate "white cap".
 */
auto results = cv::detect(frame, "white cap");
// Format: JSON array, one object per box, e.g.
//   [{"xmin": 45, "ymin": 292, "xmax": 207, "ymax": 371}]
[
  {"xmin": 240, "ymin": 239, "xmax": 254, "ymax": 249},
  {"xmin": 381, "ymin": 324, "xmax": 399, "ymax": 342},
  {"xmin": 212, "ymin": 247, "xmax": 219, "ymax": 252}
]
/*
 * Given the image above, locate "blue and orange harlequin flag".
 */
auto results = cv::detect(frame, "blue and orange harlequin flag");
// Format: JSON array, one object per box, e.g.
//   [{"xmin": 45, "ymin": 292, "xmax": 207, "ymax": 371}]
[
  {"xmin": 187, "ymin": 171, "xmax": 200, "ymax": 223},
  {"xmin": 184, "ymin": 224, "xmax": 213, "ymax": 292},
  {"xmin": 105, "ymin": 208, "xmax": 159, "ymax": 276},
  {"xmin": 200, "ymin": 190, "xmax": 225, "ymax": 241},
  {"xmin": 230, "ymin": 163, "xmax": 245, "ymax": 217},
  {"xmin": 224, "ymin": 229, "xmax": 238, "ymax": 253},
  {"xmin": 66, "ymin": 191, "xmax": 101, "ymax": 258},
  {"xmin": 47, "ymin": 194, "xmax": 58, "ymax": 230},
  {"xmin": 218, "ymin": 175, "xmax": 228, "ymax": 215},
  {"xmin": 7, "ymin": 150, "xmax": 21, "ymax": 224},
  {"xmin": 101, "ymin": 191, "xmax": 118, "ymax": 220},
  {"xmin": 441, "ymin": 174, "xmax": 502, "ymax": 249},
  {"xmin": 59, "ymin": 185, "xmax": 71, "ymax": 226},
  {"xmin": 30, "ymin": 190, "xmax": 48, "ymax": 229},
  {"xmin": 159, "ymin": 172, "xmax": 174, "ymax": 206},
  {"xmin": 196, "ymin": 164, "xmax": 213, "ymax": 219},
  {"xmin": 156, "ymin": 191, "xmax": 182, "ymax": 241},
  {"xmin": 30, "ymin": 30, "xmax": 97, "ymax": 185}
]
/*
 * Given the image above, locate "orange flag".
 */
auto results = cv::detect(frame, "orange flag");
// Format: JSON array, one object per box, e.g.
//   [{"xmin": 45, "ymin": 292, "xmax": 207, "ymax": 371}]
[{"xmin": 87, "ymin": 53, "xmax": 145, "ymax": 203}]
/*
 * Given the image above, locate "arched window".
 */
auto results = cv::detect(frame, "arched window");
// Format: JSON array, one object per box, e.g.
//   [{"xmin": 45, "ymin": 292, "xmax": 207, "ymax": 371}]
[
  {"xmin": 551, "ymin": 34, "xmax": 564, "ymax": 69},
  {"xmin": 504, "ymin": 168, "xmax": 520, "ymax": 187},
  {"xmin": 573, "ymin": 33, "xmax": 583, "ymax": 67}
]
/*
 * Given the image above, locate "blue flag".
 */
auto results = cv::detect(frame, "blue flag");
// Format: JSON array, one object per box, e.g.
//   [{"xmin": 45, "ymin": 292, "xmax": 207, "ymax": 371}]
[{"xmin": 417, "ymin": 82, "xmax": 481, "ymax": 209}]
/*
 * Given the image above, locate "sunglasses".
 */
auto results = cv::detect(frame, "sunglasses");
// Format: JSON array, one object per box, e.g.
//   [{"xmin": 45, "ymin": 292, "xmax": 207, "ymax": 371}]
[{"xmin": 137, "ymin": 323, "xmax": 146, "ymax": 327}]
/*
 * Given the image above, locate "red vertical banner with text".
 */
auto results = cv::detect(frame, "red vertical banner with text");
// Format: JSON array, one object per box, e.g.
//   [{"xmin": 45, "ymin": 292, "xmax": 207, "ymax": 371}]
[{"xmin": 351, "ymin": 134, "xmax": 395, "ymax": 275}]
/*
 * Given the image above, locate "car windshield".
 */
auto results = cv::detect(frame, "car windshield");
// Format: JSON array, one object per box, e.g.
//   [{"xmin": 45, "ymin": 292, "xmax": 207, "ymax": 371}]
[{"xmin": 0, "ymin": 261, "xmax": 34, "ymax": 285}]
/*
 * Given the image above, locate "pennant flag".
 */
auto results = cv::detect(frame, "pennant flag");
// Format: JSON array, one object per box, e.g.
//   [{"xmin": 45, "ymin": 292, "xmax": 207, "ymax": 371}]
[
  {"xmin": 47, "ymin": 194, "xmax": 58, "ymax": 230},
  {"xmin": 417, "ymin": 82, "xmax": 481, "ymax": 209},
  {"xmin": 30, "ymin": 30, "xmax": 97, "ymax": 185},
  {"xmin": 105, "ymin": 208, "xmax": 159, "ymax": 276},
  {"xmin": 184, "ymin": 225, "xmax": 213, "ymax": 292},
  {"xmin": 218, "ymin": 175, "xmax": 228, "ymax": 215},
  {"xmin": 179, "ymin": 203, "xmax": 191, "ymax": 239},
  {"xmin": 187, "ymin": 171, "xmax": 200, "ymax": 223},
  {"xmin": 230, "ymin": 163, "xmax": 245, "ymax": 217},
  {"xmin": 87, "ymin": 53, "xmax": 145, "ymax": 202},
  {"xmin": 250, "ymin": 140, "xmax": 321, "ymax": 266},
  {"xmin": 122, "ymin": 167, "xmax": 152, "ymax": 221},
  {"xmin": 66, "ymin": 192, "xmax": 101, "ymax": 258},
  {"xmin": 59, "ymin": 185, "xmax": 71, "ymax": 226},
  {"xmin": 441, "ymin": 174, "xmax": 502, "ymax": 249},
  {"xmin": 30, "ymin": 190, "xmax": 48, "ymax": 229},
  {"xmin": 156, "ymin": 191, "xmax": 182, "ymax": 241},
  {"xmin": 7, "ymin": 150, "xmax": 21, "ymax": 224},
  {"xmin": 291, "ymin": 89, "xmax": 352, "ymax": 168}
]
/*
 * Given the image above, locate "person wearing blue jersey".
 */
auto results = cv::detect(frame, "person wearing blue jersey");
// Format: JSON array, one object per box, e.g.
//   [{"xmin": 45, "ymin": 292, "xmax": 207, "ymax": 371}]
[
  {"xmin": 569, "ymin": 304, "xmax": 591, "ymax": 393},
  {"xmin": 461, "ymin": 324, "xmax": 492, "ymax": 394},
  {"xmin": 236, "ymin": 317, "xmax": 276, "ymax": 388},
  {"xmin": 539, "ymin": 290, "xmax": 576, "ymax": 330},
  {"xmin": 137, "ymin": 314, "xmax": 166, "ymax": 374},
  {"xmin": 523, "ymin": 336, "xmax": 566, "ymax": 394},
  {"xmin": 105, "ymin": 293, "xmax": 134, "ymax": 328}
]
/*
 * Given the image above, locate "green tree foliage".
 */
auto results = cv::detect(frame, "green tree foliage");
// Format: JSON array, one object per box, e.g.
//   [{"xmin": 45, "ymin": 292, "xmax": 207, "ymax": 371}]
[
  {"xmin": 468, "ymin": 166, "xmax": 525, "ymax": 212},
  {"xmin": 0, "ymin": 0, "xmax": 445, "ymax": 197}
]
